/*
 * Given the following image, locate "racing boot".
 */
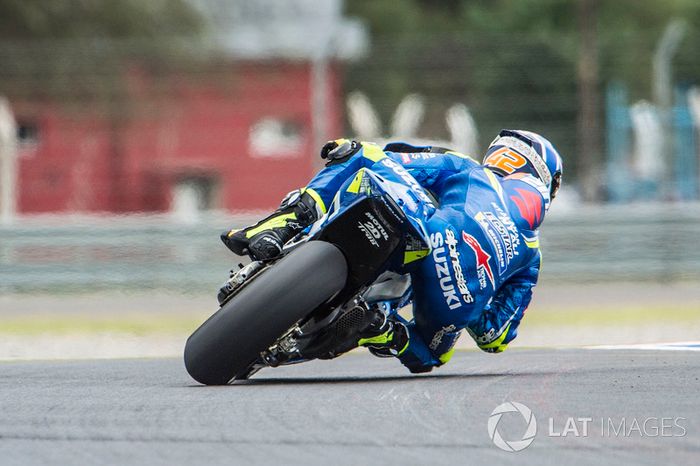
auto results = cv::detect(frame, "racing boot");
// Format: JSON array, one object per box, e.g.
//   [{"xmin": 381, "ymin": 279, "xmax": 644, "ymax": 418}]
[
  {"xmin": 358, "ymin": 316, "xmax": 409, "ymax": 358},
  {"xmin": 221, "ymin": 189, "xmax": 320, "ymax": 261}
]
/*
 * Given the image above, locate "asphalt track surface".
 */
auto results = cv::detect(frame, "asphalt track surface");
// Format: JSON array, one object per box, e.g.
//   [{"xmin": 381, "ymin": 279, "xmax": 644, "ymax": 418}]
[{"xmin": 1, "ymin": 349, "xmax": 698, "ymax": 465}]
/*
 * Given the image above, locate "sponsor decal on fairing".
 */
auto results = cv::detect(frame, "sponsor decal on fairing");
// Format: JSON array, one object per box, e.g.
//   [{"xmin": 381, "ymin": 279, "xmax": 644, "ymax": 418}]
[
  {"xmin": 399, "ymin": 152, "xmax": 438, "ymax": 164},
  {"xmin": 380, "ymin": 158, "xmax": 435, "ymax": 206},
  {"xmin": 356, "ymin": 212, "xmax": 389, "ymax": 248}
]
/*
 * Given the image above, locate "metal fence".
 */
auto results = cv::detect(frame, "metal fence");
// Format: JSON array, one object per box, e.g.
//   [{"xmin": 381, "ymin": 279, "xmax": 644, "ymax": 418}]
[{"xmin": 1, "ymin": 204, "xmax": 699, "ymax": 294}]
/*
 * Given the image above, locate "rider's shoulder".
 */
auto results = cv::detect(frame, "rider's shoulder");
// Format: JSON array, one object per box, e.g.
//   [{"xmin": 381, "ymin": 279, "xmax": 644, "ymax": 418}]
[
  {"xmin": 500, "ymin": 174, "xmax": 549, "ymax": 231},
  {"xmin": 383, "ymin": 142, "xmax": 479, "ymax": 161},
  {"xmin": 500, "ymin": 173, "xmax": 550, "ymax": 205}
]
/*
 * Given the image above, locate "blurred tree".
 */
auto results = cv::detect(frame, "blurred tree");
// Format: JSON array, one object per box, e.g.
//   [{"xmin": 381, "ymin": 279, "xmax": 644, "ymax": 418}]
[
  {"xmin": 345, "ymin": 0, "xmax": 700, "ymax": 197},
  {"xmin": 0, "ymin": 0, "xmax": 203, "ymax": 40},
  {"xmin": 0, "ymin": 0, "xmax": 206, "ymax": 211},
  {"xmin": 0, "ymin": 0, "xmax": 206, "ymax": 101}
]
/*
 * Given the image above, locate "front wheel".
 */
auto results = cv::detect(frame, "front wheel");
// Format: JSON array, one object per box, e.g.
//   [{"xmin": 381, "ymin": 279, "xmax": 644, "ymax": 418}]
[{"xmin": 184, "ymin": 241, "xmax": 348, "ymax": 385}]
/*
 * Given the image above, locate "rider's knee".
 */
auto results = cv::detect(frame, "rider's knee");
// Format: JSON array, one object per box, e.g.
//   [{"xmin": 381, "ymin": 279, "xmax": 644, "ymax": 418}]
[{"xmin": 478, "ymin": 342, "xmax": 509, "ymax": 353}]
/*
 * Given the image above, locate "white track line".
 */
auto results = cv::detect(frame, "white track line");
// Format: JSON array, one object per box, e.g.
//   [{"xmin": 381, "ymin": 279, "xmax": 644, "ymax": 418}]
[{"xmin": 586, "ymin": 341, "xmax": 700, "ymax": 351}]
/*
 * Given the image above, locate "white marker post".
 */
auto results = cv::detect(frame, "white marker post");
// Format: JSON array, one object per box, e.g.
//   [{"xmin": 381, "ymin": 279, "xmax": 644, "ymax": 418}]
[
  {"xmin": 446, "ymin": 103, "xmax": 479, "ymax": 157},
  {"xmin": 0, "ymin": 97, "xmax": 18, "ymax": 225}
]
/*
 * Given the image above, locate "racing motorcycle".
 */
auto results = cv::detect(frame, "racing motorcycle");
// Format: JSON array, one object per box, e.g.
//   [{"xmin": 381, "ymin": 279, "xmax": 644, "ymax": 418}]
[{"xmin": 184, "ymin": 167, "xmax": 434, "ymax": 385}]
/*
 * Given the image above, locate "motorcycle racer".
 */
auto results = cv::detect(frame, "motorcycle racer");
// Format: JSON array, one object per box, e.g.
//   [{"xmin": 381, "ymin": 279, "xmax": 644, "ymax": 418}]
[{"xmin": 221, "ymin": 130, "xmax": 563, "ymax": 373}]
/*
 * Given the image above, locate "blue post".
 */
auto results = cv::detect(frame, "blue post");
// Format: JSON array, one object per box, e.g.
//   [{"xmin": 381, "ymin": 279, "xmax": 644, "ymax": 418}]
[
  {"xmin": 605, "ymin": 82, "xmax": 632, "ymax": 202},
  {"xmin": 673, "ymin": 87, "xmax": 698, "ymax": 200}
]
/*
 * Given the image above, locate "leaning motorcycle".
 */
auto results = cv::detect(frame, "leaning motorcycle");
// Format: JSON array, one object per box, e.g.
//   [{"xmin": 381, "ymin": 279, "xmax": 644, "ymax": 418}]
[{"xmin": 184, "ymin": 167, "xmax": 433, "ymax": 385}]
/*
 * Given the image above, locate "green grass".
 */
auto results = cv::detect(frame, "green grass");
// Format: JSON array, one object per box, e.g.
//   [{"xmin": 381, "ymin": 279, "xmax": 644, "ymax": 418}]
[
  {"xmin": 1, "ymin": 305, "xmax": 697, "ymax": 336},
  {"xmin": 0, "ymin": 314, "xmax": 203, "ymax": 335},
  {"xmin": 526, "ymin": 305, "xmax": 700, "ymax": 326}
]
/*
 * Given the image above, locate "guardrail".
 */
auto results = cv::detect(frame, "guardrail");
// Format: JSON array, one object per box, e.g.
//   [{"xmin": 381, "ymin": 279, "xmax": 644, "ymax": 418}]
[
  {"xmin": 1, "ymin": 204, "xmax": 699, "ymax": 293},
  {"xmin": 540, "ymin": 203, "xmax": 700, "ymax": 282}
]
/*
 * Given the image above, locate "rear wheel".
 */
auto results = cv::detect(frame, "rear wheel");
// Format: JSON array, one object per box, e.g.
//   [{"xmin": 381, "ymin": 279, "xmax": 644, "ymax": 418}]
[{"xmin": 184, "ymin": 241, "xmax": 348, "ymax": 385}]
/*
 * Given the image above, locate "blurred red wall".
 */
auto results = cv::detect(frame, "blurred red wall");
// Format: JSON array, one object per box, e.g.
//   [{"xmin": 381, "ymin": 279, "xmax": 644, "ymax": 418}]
[{"xmin": 13, "ymin": 61, "xmax": 341, "ymax": 214}]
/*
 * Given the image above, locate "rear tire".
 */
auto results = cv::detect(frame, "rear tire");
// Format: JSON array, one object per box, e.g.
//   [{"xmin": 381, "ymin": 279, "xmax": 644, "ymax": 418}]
[{"xmin": 184, "ymin": 241, "xmax": 347, "ymax": 385}]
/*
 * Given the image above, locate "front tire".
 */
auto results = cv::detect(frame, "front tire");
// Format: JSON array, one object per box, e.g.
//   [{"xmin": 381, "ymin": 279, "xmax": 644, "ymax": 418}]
[{"xmin": 184, "ymin": 241, "xmax": 348, "ymax": 385}]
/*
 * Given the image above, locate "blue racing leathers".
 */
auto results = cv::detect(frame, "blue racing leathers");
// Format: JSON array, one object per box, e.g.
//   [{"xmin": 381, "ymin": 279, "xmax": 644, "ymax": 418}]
[{"xmin": 303, "ymin": 140, "xmax": 547, "ymax": 373}]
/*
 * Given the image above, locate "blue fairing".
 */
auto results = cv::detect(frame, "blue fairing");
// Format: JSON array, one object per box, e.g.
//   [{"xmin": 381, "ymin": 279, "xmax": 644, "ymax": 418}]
[
  {"xmin": 312, "ymin": 168, "xmax": 432, "ymax": 271},
  {"xmin": 301, "ymin": 142, "xmax": 544, "ymax": 372}
]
